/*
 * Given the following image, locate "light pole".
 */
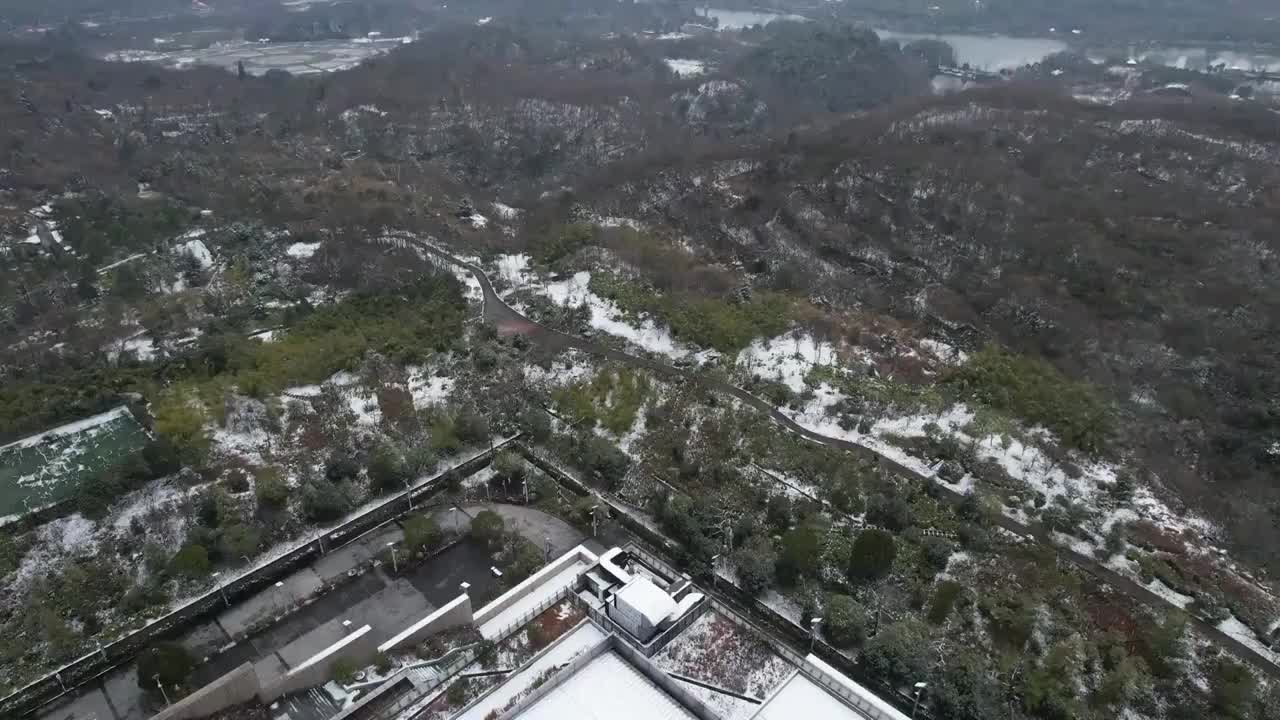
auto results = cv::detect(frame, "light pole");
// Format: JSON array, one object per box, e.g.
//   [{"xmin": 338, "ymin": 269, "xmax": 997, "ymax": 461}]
[
  {"xmin": 459, "ymin": 581, "xmax": 471, "ymax": 596},
  {"xmin": 404, "ymin": 479, "xmax": 414, "ymax": 510},
  {"xmin": 450, "ymin": 506, "xmax": 460, "ymax": 534},
  {"xmin": 387, "ymin": 542, "xmax": 399, "ymax": 574},
  {"xmin": 153, "ymin": 673, "xmax": 170, "ymax": 706},
  {"xmin": 710, "ymin": 554, "xmax": 721, "ymax": 589},
  {"xmin": 212, "ymin": 572, "xmax": 230, "ymax": 607},
  {"xmin": 809, "ymin": 617, "xmax": 822, "ymax": 652},
  {"xmin": 523, "ymin": 479, "xmax": 529, "ymax": 505},
  {"xmin": 544, "ymin": 534, "xmax": 551, "ymax": 562},
  {"xmin": 95, "ymin": 640, "xmax": 106, "ymax": 662},
  {"xmin": 590, "ymin": 505, "xmax": 599, "ymax": 537},
  {"xmin": 911, "ymin": 682, "xmax": 927, "ymax": 719}
]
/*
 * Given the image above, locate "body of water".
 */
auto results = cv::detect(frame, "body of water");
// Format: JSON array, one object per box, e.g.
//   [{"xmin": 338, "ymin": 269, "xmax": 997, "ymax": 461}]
[
  {"xmin": 694, "ymin": 7, "xmax": 807, "ymax": 30},
  {"xmin": 874, "ymin": 28, "xmax": 1068, "ymax": 71}
]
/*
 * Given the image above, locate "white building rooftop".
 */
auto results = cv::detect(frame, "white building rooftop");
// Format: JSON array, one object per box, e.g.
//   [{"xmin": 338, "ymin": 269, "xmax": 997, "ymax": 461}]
[
  {"xmin": 754, "ymin": 671, "xmax": 868, "ymax": 720},
  {"xmin": 514, "ymin": 651, "xmax": 699, "ymax": 720},
  {"xmin": 615, "ymin": 576, "xmax": 677, "ymax": 626}
]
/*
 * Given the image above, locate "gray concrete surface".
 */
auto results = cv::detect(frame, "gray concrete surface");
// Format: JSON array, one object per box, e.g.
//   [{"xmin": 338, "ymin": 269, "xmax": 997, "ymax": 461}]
[{"xmin": 217, "ymin": 567, "xmax": 325, "ymax": 638}]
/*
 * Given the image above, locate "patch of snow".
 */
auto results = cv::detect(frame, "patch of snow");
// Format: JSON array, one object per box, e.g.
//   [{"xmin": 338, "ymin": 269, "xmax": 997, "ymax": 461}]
[
  {"xmin": 738, "ymin": 332, "xmax": 837, "ymax": 393},
  {"xmin": 495, "ymin": 254, "xmax": 532, "ymax": 289},
  {"xmin": 466, "ymin": 213, "xmax": 488, "ymax": 229},
  {"xmin": 476, "ymin": 16, "xmax": 493, "ymax": 25},
  {"xmin": 538, "ymin": 271, "xmax": 690, "ymax": 359},
  {"xmin": 665, "ymin": 58, "xmax": 708, "ymax": 77},
  {"xmin": 407, "ymin": 369, "xmax": 453, "ymax": 408},
  {"xmin": 176, "ymin": 238, "xmax": 213, "ymax": 268},
  {"xmin": 1146, "ymin": 578, "xmax": 1194, "ymax": 609},
  {"xmin": 918, "ymin": 338, "xmax": 968, "ymax": 366},
  {"xmin": 1218, "ymin": 614, "xmax": 1280, "ymax": 666},
  {"xmin": 492, "ymin": 202, "xmax": 521, "ymax": 220},
  {"xmin": 286, "ymin": 241, "xmax": 322, "ymax": 259}
]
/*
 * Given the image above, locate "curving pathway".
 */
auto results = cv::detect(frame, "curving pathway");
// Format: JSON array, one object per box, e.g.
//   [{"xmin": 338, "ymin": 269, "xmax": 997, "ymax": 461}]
[{"xmin": 411, "ymin": 238, "xmax": 1280, "ymax": 679}]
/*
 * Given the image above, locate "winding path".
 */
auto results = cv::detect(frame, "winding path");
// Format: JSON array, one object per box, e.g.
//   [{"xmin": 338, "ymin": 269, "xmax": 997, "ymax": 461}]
[{"xmin": 411, "ymin": 237, "xmax": 1280, "ymax": 680}]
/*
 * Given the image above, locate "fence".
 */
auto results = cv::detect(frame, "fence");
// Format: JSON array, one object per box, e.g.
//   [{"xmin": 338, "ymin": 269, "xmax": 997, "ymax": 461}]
[{"xmin": 2, "ymin": 437, "xmax": 519, "ymax": 719}]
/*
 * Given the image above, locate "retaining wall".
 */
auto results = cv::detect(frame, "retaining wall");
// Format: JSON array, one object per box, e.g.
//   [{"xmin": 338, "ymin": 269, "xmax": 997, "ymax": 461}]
[
  {"xmin": 471, "ymin": 545, "xmax": 597, "ymax": 629},
  {"xmin": 377, "ymin": 593, "xmax": 473, "ymax": 654},
  {"xmin": 259, "ymin": 625, "xmax": 377, "ymax": 702},
  {"xmin": 149, "ymin": 663, "xmax": 260, "ymax": 720}
]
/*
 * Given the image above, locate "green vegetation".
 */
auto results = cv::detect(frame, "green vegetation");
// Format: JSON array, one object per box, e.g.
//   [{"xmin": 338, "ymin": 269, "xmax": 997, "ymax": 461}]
[
  {"xmin": 331, "ymin": 658, "xmax": 358, "ymax": 685},
  {"xmin": 532, "ymin": 223, "xmax": 597, "ymax": 266},
  {"xmin": 254, "ymin": 466, "xmax": 289, "ymax": 507},
  {"xmin": 732, "ymin": 536, "xmax": 777, "ymax": 596},
  {"xmin": 470, "ymin": 510, "xmax": 506, "ymax": 550},
  {"xmin": 589, "ymin": 272, "xmax": 796, "ymax": 353},
  {"xmin": 403, "ymin": 514, "xmax": 443, "ymax": 552},
  {"xmin": 847, "ymin": 528, "xmax": 897, "ymax": 583},
  {"xmin": 136, "ymin": 642, "xmax": 195, "ymax": 692},
  {"xmin": 776, "ymin": 525, "xmax": 822, "ymax": 585},
  {"xmin": 807, "ymin": 365, "xmax": 946, "ymax": 414},
  {"xmin": 927, "ymin": 580, "xmax": 964, "ymax": 624},
  {"xmin": 552, "ymin": 367, "xmax": 651, "ymax": 435},
  {"xmin": 823, "ymin": 593, "xmax": 868, "ymax": 648},
  {"xmin": 946, "ymin": 346, "xmax": 1113, "ymax": 453}
]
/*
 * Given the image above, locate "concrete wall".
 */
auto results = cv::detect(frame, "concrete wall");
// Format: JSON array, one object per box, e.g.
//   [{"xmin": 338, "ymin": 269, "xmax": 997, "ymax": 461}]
[
  {"xmin": 259, "ymin": 625, "xmax": 377, "ymax": 702},
  {"xmin": 149, "ymin": 663, "xmax": 260, "ymax": 720},
  {"xmin": 471, "ymin": 545, "xmax": 598, "ymax": 628},
  {"xmin": 377, "ymin": 593, "xmax": 473, "ymax": 654}
]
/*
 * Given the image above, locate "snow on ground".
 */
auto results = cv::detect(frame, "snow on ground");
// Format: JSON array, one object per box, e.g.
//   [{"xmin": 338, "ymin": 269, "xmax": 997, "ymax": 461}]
[
  {"xmin": 1218, "ymin": 614, "xmax": 1280, "ymax": 666},
  {"xmin": 656, "ymin": 610, "xmax": 793, "ymax": 720},
  {"xmin": 665, "ymin": 58, "xmax": 708, "ymax": 76},
  {"xmin": 522, "ymin": 353, "xmax": 596, "ymax": 389},
  {"xmin": 12, "ymin": 514, "xmax": 100, "ymax": 586},
  {"xmin": 492, "ymin": 202, "xmax": 521, "ymax": 220},
  {"xmin": 177, "ymin": 237, "xmax": 213, "ymax": 268},
  {"xmin": 249, "ymin": 329, "xmax": 278, "ymax": 343},
  {"xmin": 918, "ymin": 338, "xmax": 968, "ymax": 366},
  {"xmin": 1145, "ymin": 578, "xmax": 1194, "ymax": 609},
  {"xmin": 538, "ymin": 271, "xmax": 690, "ymax": 359},
  {"xmin": 347, "ymin": 391, "xmax": 382, "ymax": 427},
  {"xmin": 467, "ymin": 213, "xmax": 489, "ymax": 229},
  {"xmin": 407, "ymin": 368, "xmax": 454, "ymax": 408},
  {"xmin": 457, "ymin": 622, "xmax": 607, "ymax": 720},
  {"xmin": 738, "ymin": 332, "xmax": 838, "ymax": 393},
  {"xmin": 107, "ymin": 333, "xmax": 157, "ymax": 362},
  {"xmin": 286, "ymin": 241, "xmax": 322, "ymax": 259},
  {"xmin": 495, "ymin": 254, "xmax": 532, "ymax": 289}
]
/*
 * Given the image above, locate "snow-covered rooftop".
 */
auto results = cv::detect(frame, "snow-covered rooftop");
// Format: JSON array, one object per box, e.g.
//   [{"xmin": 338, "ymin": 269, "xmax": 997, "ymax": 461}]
[
  {"xmin": 754, "ymin": 671, "xmax": 866, "ymax": 720},
  {"xmin": 512, "ymin": 650, "xmax": 698, "ymax": 720},
  {"xmin": 615, "ymin": 576, "xmax": 678, "ymax": 626}
]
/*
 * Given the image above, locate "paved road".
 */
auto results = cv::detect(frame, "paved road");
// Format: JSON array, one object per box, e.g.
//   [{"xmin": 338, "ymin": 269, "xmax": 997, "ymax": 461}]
[{"xmin": 411, "ymin": 238, "xmax": 1280, "ymax": 680}]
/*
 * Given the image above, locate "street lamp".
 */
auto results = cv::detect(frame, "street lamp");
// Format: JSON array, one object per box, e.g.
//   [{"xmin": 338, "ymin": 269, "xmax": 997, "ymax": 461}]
[
  {"xmin": 809, "ymin": 617, "xmax": 822, "ymax": 652},
  {"xmin": 911, "ymin": 681, "xmax": 928, "ymax": 719},
  {"xmin": 404, "ymin": 479, "xmax": 414, "ymax": 510},
  {"xmin": 387, "ymin": 542, "xmax": 399, "ymax": 574},
  {"xmin": 459, "ymin": 581, "xmax": 471, "ymax": 595},
  {"xmin": 590, "ymin": 505, "xmax": 599, "ymax": 537},
  {"xmin": 710, "ymin": 554, "xmax": 721, "ymax": 589},
  {"xmin": 544, "ymin": 534, "xmax": 551, "ymax": 562},
  {"xmin": 450, "ymin": 506, "xmax": 460, "ymax": 534},
  {"xmin": 212, "ymin": 571, "xmax": 229, "ymax": 607},
  {"xmin": 523, "ymin": 479, "xmax": 529, "ymax": 504},
  {"xmin": 153, "ymin": 673, "xmax": 170, "ymax": 706}
]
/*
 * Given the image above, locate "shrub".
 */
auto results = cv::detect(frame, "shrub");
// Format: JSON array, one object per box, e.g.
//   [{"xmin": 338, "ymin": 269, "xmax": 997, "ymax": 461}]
[
  {"xmin": 220, "ymin": 524, "xmax": 261, "ymax": 559},
  {"xmin": 928, "ymin": 580, "xmax": 964, "ymax": 624},
  {"xmin": 920, "ymin": 536, "xmax": 956, "ymax": 572},
  {"xmin": 255, "ymin": 466, "xmax": 289, "ymax": 507},
  {"xmin": 733, "ymin": 536, "xmax": 777, "ymax": 596},
  {"xmin": 471, "ymin": 510, "xmax": 505, "ymax": 550},
  {"xmin": 324, "ymin": 452, "xmax": 360, "ymax": 483},
  {"xmin": 847, "ymin": 529, "xmax": 896, "ymax": 583},
  {"xmin": 446, "ymin": 678, "xmax": 469, "ymax": 706},
  {"xmin": 169, "ymin": 544, "xmax": 211, "ymax": 578},
  {"xmin": 862, "ymin": 619, "xmax": 929, "ymax": 684},
  {"xmin": 776, "ymin": 525, "xmax": 822, "ymax": 586},
  {"xmin": 136, "ymin": 642, "xmax": 195, "ymax": 691},
  {"xmin": 823, "ymin": 594, "xmax": 868, "ymax": 648},
  {"xmin": 301, "ymin": 481, "xmax": 354, "ymax": 522},
  {"xmin": 331, "ymin": 658, "xmax": 357, "ymax": 685},
  {"xmin": 369, "ymin": 442, "xmax": 410, "ymax": 494},
  {"xmin": 403, "ymin": 514, "xmax": 443, "ymax": 551},
  {"xmin": 946, "ymin": 346, "xmax": 1112, "ymax": 453},
  {"xmin": 374, "ymin": 652, "xmax": 394, "ymax": 675}
]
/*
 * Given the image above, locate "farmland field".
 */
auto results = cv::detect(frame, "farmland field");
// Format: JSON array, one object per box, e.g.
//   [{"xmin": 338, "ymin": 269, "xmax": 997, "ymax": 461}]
[{"xmin": 0, "ymin": 407, "xmax": 150, "ymax": 522}]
